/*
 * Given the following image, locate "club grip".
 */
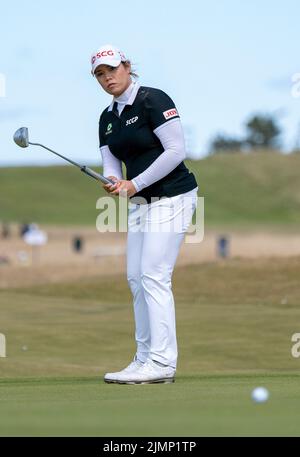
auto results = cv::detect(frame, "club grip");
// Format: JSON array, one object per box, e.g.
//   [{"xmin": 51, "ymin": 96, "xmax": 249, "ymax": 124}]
[{"xmin": 80, "ymin": 166, "xmax": 115, "ymax": 184}]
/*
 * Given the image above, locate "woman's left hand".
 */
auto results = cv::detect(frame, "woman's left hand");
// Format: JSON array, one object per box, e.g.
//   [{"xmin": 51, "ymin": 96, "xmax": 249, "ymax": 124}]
[{"xmin": 110, "ymin": 180, "xmax": 137, "ymax": 198}]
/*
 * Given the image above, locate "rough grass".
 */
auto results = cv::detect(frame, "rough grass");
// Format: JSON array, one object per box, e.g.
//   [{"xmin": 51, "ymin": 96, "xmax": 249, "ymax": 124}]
[
  {"xmin": 1, "ymin": 152, "xmax": 300, "ymax": 227},
  {"xmin": 1, "ymin": 257, "xmax": 299, "ymax": 377}
]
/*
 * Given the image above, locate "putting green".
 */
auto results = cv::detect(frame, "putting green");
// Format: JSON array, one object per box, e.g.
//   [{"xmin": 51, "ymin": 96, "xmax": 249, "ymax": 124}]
[{"xmin": 0, "ymin": 374, "xmax": 300, "ymax": 436}]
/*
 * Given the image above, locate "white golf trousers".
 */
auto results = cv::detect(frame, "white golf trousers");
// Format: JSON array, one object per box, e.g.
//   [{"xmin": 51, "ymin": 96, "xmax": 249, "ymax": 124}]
[{"xmin": 126, "ymin": 187, "xmax": 198, "ymax": 369}]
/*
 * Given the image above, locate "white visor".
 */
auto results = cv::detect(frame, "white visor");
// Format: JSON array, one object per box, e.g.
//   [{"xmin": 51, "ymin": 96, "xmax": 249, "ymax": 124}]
[{"xmin": 91, "ymin": 44, "xmax": 127, "ymax": 75}]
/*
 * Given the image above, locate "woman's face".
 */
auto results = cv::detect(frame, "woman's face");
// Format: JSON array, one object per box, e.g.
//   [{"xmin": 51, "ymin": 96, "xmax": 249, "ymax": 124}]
[{"xmin": 94, "ymin": 63, "xmax": 131, "ymax": 97}]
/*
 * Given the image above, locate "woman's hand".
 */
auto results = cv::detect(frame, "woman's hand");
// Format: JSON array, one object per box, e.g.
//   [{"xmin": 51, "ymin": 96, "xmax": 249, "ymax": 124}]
[
  {"xmin": 102, "ymin": 176, "xmax": 120, "ymax": 194},
  {"xmin": 110, "ymin": 180, "xmax": 137, "ymax": 198}
]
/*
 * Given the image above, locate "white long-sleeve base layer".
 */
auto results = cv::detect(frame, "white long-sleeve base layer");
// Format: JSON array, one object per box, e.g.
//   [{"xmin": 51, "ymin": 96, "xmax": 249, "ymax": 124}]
[{"xmin": 99, "ymin": 118, "xmax": 186, "ymax": 190}]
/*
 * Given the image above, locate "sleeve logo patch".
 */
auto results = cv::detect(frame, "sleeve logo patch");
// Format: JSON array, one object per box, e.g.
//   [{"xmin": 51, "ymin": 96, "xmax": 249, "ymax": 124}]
[{"xmin": 163, "ymin": 108, "xmax": 178, "ymax": 120}]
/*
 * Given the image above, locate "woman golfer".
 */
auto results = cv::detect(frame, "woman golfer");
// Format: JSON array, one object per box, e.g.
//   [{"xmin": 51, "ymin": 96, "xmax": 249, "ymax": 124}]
[{"xmin": 92, "ymin": 44, "xmax": 198, "ymax": 384}]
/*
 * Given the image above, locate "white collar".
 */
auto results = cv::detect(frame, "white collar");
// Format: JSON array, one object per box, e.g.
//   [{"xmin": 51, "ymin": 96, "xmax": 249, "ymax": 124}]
[{"xmin": 108, "ymin": 80, "xmax": 140, "ymax": 111}]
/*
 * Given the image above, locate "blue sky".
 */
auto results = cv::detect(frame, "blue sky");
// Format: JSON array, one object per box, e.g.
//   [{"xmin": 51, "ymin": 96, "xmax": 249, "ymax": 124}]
[{"xmin": 0, "ymin": 0, "xmax": 299, "ymax": 166}]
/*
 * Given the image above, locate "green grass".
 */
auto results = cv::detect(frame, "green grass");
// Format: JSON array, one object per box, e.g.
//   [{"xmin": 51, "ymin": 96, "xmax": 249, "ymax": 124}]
[
  {"xmin": 0, "ymin": 257, "xmax": 300, "ymax": 435},
  {"xmin": 1, "ymin": 151, "xmax": 300, "ymax": 227},
  {"xmin": 0, "ymin": 374, "xmax": 300, "ymax": 436}
]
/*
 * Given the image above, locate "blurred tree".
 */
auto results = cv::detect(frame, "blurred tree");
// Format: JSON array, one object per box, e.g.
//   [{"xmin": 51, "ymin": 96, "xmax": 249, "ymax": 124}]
[
  {"xmin": 245, "ymin": 114, "xmax": 281, "ymax": 149},
  {"xmin": 209, "ymin": 134, "xmax": 243, "ymax": 154}
]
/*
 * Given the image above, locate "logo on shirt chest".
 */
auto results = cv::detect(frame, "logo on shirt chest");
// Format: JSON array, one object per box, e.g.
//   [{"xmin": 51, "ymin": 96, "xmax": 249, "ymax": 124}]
[
  {"xmin": 126, "ymin": 116, "xmax": 138, "ymax": 126},
  {"xmin": 105, "ymin": 123, "xmax": 113, "ymax": 135}
]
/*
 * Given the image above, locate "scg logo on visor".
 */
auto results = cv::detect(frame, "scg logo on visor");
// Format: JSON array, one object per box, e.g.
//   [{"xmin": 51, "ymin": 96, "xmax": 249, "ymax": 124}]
[{"xmin": 91, "ymin": 50, "xmax": 115, "ymax": 64}]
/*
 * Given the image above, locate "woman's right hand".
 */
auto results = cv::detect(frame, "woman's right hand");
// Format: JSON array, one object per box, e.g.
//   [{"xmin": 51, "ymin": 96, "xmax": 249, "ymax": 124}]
[{"xmin": 102, "ymin": 176, "xmax": 120, "ymax": 194}]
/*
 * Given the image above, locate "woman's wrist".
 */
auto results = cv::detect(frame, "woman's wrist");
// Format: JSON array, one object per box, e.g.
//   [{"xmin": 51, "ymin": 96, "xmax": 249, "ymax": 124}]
[{"xmin": 131, "ymin": 178, "xmax": 142, "ymax": 193}]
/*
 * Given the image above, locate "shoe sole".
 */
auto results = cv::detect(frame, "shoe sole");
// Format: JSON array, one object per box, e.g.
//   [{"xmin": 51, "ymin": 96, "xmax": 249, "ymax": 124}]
[{"xmin": 104, "ymin": 378, "xmax": 175, "ymax": 385}]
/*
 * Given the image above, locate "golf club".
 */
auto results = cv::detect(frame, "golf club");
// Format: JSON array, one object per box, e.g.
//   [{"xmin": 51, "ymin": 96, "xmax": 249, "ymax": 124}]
[{"xmin": 13, "ymin": 127, "xmax": 115, "ymax": 185}]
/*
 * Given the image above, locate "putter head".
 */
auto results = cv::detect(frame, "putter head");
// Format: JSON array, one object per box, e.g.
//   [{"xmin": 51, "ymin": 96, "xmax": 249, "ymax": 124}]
[{"xmin": 13, "ymin": 127, "xmax": 29, "ymax": 148}]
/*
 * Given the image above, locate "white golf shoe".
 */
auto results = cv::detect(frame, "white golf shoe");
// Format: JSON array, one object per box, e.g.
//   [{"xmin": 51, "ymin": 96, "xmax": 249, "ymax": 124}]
[
  {"xmin": 104, "ymin": 356, "xmax": 144, "ymax": 383},
  {"xmin": 105, "ymin": 359, "xmax": 176, "ymax": 384}
]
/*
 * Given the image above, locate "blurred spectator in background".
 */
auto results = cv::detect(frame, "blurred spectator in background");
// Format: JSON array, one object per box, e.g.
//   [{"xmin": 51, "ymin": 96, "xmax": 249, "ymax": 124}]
[
  {"xmin": 1, "ymin": 223, "xmax": 10, "ymax": 239},
  {"xmin": 72, "ymin": 236, "xmax": 83, "ymax": 253},
  {"xmin": 20, "ymin": 222, "xmax": 30, "ymax": 237},
  {"xmin": 217, "ymin": 235, "xmax": 230, "ymax": 259}
]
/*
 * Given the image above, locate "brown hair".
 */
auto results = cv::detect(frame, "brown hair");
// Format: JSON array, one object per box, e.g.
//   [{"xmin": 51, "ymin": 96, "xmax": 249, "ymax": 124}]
[{"xmin": 122, "ymin": 60, "xmax": 139, "ymax": 79}]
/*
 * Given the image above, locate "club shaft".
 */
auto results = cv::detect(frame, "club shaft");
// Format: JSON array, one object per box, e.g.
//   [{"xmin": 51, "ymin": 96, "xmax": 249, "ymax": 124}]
[
  {"xmin": 29, "ymin": 142, "xmax": 82, "ymax": 168},
  {"xmin": 28, "ymin": 142, "xmax": 114, "ymax": 184},
  {"xmin": 80, "ymin": 166, "xmax": 112, "ymax": 184}
]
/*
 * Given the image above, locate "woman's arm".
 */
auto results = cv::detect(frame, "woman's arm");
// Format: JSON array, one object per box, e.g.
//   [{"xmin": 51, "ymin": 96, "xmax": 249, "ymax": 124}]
[
  {"xmin": 131, "ymin": 118, "xmax": 186, "ymax": 192},
  {"xmin": 100, "ymin": 145, "xmax": 123, "ymax": 180}
]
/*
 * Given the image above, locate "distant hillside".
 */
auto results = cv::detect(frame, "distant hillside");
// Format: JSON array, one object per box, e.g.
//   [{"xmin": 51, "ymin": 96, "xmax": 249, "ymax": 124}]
[{"xmin": 1, "ymin": 152, "xmax": 300, "ymax": 227}]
